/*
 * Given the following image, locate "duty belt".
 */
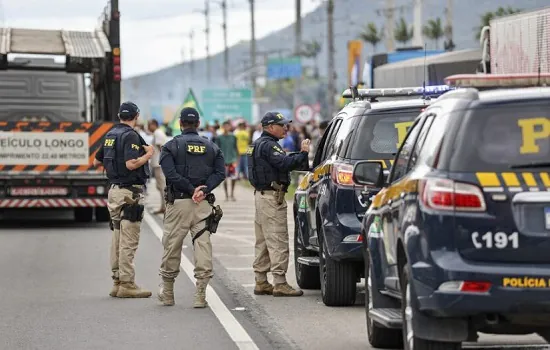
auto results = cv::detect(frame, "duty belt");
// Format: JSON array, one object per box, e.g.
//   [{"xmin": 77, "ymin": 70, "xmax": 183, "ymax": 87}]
[
  {"xmin": 173, "ymin": 191, "xmax": 193, "ymax": 199},
  {"xmin": 110, "ymin": 184, "xmax": 145, "ymax": 194}
]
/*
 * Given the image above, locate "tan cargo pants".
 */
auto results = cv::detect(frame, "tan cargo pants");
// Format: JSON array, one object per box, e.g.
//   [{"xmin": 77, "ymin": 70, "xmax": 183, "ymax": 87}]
[
  {"xmin": 153, "ymin": 167, "xmax": 166, "ymax": 211},
  {"xmin": 159, "ymin": 199, "xmax": 213, "ymax": 284},
  {"xmin": 253, "ymin": 190, "xmax": 289, "ymax": 285},
  {"xmin": 107, "ymin": 185, "xmax": 145, "ymax": 283}
]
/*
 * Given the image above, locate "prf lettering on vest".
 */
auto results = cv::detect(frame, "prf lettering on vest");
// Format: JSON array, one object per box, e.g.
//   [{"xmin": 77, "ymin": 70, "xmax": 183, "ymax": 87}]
[
  {"xmin": 394, "ymin": 121, "xmax": 414, "ymax": 148},
  {"xmin": 502, "ymin": 276, "xmax": 548, "ymax": 288},
  {"xmin": 104, "ymin": 138, "xmax": 115, "ymax": 147},
  {"xmin": 131, "ymin": 144, "xmax": 140, "ymax": 150},
  {"xmin": 518, "ymin": 117, "xmax": 550, "ymax": 154},
  {"xmin": 187, "ymin": 144, "xmax": 206, "ymax": 154}
]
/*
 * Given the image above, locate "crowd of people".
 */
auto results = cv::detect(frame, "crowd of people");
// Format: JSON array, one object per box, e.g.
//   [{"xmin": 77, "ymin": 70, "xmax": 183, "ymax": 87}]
[{"xmin": 133, "ymin": 117, "xmax": 329, "ymax": 208}]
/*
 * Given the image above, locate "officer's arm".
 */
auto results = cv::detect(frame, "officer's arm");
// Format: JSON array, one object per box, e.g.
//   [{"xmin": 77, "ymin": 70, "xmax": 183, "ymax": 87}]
[
  {"xmin": 124, "ymin": 132, "xmax": 151, "ymax": 170},
  {"xmin": 159, "ymin": 141, "xmax": 195, "ymax": 195},
  {"xmin": 204, "ymin": 146, "xmax": 226, "ymax": 194},
  {"xmin": 93, "ymin": 144, "xmax": 104, "ymax": 167},
  {"xmin": 264, "ymin": 140, "xmax": 308, "ymax": 172}
]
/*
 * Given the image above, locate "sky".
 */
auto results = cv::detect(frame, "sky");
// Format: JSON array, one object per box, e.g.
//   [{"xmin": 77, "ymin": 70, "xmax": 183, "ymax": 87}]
[{"xmin": 1, "ymin": 0, "xmax": 320, "ymax": 78}]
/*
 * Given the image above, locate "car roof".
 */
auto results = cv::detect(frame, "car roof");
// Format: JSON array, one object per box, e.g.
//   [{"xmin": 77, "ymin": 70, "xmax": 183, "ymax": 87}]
[
  {"xmin": 477, "ymin": 86, "xmax": 550, "ymax": 104},
  {"xmin": 341, "ymin": 97, "xmax": 431, "ymax": 116}
]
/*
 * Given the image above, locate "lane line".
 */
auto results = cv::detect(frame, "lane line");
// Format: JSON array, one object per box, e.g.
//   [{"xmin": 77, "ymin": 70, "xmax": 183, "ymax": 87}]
[{"xmin": 144, "ymin": 212, "xmax": 259, "ymax": 350}]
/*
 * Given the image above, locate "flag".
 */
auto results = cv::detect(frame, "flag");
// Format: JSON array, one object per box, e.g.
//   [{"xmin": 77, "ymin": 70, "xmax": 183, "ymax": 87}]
[{"xmin": 170, "ymin": 89, "xmax": 204, "ymax": 136}]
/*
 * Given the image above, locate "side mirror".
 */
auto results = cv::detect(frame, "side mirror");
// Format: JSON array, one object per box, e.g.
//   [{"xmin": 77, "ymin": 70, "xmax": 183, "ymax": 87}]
[{"xmin": 352, "ymin": 161, "xmax": 384, "ymax": 188}]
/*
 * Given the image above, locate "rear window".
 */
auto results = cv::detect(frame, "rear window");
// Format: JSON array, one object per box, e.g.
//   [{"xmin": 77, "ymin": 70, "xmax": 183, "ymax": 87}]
[
  {"xmin": 451, "ymin": 102, "xmax": 550, "ymax": 171},
  {"xmin": 349, "ymin": 109, "xmax": 422, "ymax": 159}
]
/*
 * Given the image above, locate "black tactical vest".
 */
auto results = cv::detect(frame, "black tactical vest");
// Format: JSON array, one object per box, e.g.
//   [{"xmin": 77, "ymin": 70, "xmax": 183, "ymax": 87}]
[
  {"xmin": 247, "ymin": 135, "xmax": 290, "ymax": 190},
  {"xmin": 171, "ymin": 131, "xmax": 217, "ymax": 188},
  {"xmin": 102, "ymin": 124, "xmax": 149, "ymax": 185}
]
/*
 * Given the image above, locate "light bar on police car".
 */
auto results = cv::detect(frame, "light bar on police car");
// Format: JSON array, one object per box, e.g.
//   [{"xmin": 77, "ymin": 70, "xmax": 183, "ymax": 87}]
[
  {"xmin": 445, "ymin": 73, "xmax": 550, "ymax": 87},
  {"xmin": 341, "ymin": 85, "xmax": 452, "ymax": 99}
]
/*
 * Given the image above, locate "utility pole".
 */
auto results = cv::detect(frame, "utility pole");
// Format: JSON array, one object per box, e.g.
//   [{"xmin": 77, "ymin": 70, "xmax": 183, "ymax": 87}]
[
  {"xmin": 249, "ymin": 0, "xmax": 257, "ymax": 93},
  {"xmin": 204, "ymin": 0, "xmax": 211, "ymax": 82},
  {"xmin": 189, "ymin": 30, "xmax": 195, "ymax": 80},
  {"xmin": 220, "ymin": 0, "xmax": 229, "ymax": 84},
  {"xmin": 326, "ymin": 0, "xmax": 335, "ymax": 120},
  {"xmin": 444, "ymin": 0, "xmax": 454, "ymax": 50},
  {"xmin": 295, "ymin": 0, "xmax": 302, "ymax": 55},
  {"xmin": 384, "ymin": 0, "xmax": 396, "ymax": 52},
  {"xmin": 412, "ymin": 0, "xmax": 424, "ymax": 47}
]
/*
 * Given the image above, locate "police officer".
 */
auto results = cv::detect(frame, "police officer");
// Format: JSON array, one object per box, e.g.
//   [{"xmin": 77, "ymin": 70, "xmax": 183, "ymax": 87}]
[
  {"xmin": 93, "ymin": 101, "xmax": 153, "ymax": 298},
  {"xmin": 157, "ymin": 107, "xmax": 225, "ymax": 307},
  {"xmin": 247, "ymin": 112, "xmax": 310, "ymax": 297}
]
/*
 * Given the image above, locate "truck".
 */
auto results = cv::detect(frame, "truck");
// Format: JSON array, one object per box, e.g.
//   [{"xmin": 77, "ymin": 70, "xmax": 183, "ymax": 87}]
[
  {"xmin": 480, "ymin": 6, "xmax": 549, "ymax": 74},
  {"xmin": 0, "ymin": 0, "xmax": 121, "ymax": 222}
]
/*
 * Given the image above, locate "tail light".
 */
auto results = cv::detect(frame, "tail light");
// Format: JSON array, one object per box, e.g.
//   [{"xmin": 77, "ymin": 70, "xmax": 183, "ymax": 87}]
[
  {"xmin": 331, "ymin": 163, "xmax": 355, "ymax": 186},
  {"xmin": 87, "ymin": 186, "xmax": 96, "ymax": 195},
  {"xmin": 113, "ymin": 47, "xmax": 121, "ymax": 82},
  {"xmin": 419, "ymin": 178, "xmax": 486, "ymax": 212},
  {"xmin": 438, "ymin": 280, "xmax": 492, "ymax": 293}
]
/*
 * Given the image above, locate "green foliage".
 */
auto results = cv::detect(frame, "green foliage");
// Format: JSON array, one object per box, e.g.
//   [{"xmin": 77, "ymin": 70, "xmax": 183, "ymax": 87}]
[
  {"xmin": 394, "ymin": 17, "xmax": 413, "ymax": 45},
  {"xmin": 475, "ymin": 6, "xmax": 522, "ymax": 39},
  {"xmin": 422, "ymin": 17, "xmax": 444, "ymax": 49},
  {"xmin": 360, "ymin": 22, "xmax": 382, "ymax": 49}
]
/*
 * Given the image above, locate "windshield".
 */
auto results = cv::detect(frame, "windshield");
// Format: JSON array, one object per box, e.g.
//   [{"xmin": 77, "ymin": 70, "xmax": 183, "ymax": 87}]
[
  {"xmin": 450, "ymin": 102, "xmax": 550, "ymax": 171},
  {"xmin": 349, "ymin": 108, "xmax": 422, "ymax": 159}
]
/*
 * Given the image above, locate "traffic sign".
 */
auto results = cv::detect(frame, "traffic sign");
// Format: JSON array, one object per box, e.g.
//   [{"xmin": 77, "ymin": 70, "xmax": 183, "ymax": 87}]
[
  {"xmin": 202, "ymin": 88, "xmax": 253, "ymax": 124},
  {"xmin": 294, "ymin": 104, "xmax": 314, "ymax": 124}
]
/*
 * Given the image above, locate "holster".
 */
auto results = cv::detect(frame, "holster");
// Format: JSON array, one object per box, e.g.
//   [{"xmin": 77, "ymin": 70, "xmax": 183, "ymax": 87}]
[
  {"xmin": 271, "ymin": 181, "xmax": 285, "ymax": 205},
  {"xmin": 164, "ymin": 185, "xmax": 175, "ymax": 205},
  {"xmin": 121, "ymin": 196, "xmax": 144, "ymax": 222},
  {"xmin": 192, "ymin": 194, "xmax": 224, "ymax": 246}
]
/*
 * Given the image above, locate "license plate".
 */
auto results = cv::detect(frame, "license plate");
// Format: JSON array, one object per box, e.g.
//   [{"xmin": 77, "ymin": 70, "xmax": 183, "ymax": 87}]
[
  {"xmin": 10, "ymin": 187, "xmax": 68, "ymax": 196},
  {"xmin": 546, "ymin": 207, "xmax": 550, "ymax": 230}
]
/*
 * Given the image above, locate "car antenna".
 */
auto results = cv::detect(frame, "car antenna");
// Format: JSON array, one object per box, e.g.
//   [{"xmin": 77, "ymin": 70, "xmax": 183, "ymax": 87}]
[
  {"xmin": 537, "ymin": 20, "xmax": 542, "ymax": 86},
  {"xmin": 422, "ymin": 43, "xmax": 427, "ymax": 99}
]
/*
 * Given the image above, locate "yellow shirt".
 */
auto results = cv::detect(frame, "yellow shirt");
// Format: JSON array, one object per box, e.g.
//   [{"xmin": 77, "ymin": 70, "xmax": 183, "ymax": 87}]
[{"xmin": 234, "ymin": 130, "xmax": 250, "ymax": 155}]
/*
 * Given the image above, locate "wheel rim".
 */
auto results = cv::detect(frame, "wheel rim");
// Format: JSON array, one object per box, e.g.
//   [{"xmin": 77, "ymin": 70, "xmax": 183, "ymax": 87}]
[
  {"xmin": 405, "ymin": 283, "xmax": 414, "ymax": 350},
  {"xmin": 367, "ymin": 274, "xmax": 373, "ymax": 330}
]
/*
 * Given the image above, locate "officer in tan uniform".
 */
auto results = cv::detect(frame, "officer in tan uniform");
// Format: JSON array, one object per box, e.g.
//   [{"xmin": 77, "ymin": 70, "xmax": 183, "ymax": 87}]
[
  {"xmin": 157, "ymin": 107, "xmax": 225, "ymax": 307},
  {"xmin": 247, "ymin": 112, "xmax": 310, "ymax": 297},
  {"xmin": 94, "ymin": 101, "xmax": 153, "ymax": 298}
]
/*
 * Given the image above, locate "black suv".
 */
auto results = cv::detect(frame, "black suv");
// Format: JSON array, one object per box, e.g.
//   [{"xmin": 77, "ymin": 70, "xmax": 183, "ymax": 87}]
[{"xmin": 293, "ymin": 86, "xmax": 453, "ymax": 306}]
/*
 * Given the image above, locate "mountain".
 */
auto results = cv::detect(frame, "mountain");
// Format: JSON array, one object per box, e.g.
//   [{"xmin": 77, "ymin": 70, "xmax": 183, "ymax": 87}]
[{"xmin": 122, "ymin": 0, "xmax": 550, "ymax": 117}]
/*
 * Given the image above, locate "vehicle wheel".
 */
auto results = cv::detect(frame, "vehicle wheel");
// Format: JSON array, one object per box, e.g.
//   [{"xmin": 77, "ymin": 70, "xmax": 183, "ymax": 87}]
[
  {"xmin": 365, "ymin": 257, "xmax": 403, "ymax": 348},
  {"xmin": 95, "ymin": 207, "xmax": 111, "ymax": 222},
  {"xmin": 401, "ymin": 264, "xmax": 461, "ymax": 350},
  {"xmin": 294, "ymin": 224, "xmax": 321, "ymax": 289},
  {"xmin": 319, "ymin": 233, "xmax": 356, "ymax": 306},
  {"xmin": 74, "ymin": 207, "xmax": 93, "ymax": 222}
]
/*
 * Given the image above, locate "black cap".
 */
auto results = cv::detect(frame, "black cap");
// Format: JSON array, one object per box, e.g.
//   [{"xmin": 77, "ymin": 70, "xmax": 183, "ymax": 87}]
[
  {"xmin": 261, "ymin": 111, "xmax": 292, "ymax": 127},
  {"xmin": 180, "ymin": 107, "xmax": 200, "ymax": 123},
  {"xmin": 119, "ymin": 101, "xmax": 140, "ymax": 118}
]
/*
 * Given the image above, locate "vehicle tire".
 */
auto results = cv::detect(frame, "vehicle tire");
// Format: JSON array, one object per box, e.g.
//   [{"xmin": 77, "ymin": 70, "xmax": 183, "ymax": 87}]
[
  {"xmin": 294, "ymin": 224, "xmax": 321, "ymax": 289},
  {"xmin": 74, "ymin": 207, "xmax": 93, "ymax": 222},
  {"xmin": 401, "ymin": 264, "xmax": 461, "ymax": 350},
  {"xmin": 319, "ymin": 232, "xmax": 357, "ymax": 306},
  {"xmin": 365, "ymin": 256, "xmax": 403, "ymax": 349},
  {"xmin": 95, "ymin": 207, "xmax": 111, "ymax": 222}
]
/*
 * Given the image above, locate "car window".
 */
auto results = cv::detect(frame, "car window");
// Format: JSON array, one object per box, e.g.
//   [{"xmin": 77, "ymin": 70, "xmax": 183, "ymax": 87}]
[
  {"xmin": 333, "ymin": 116, "xmax": 357, "ymax": 158},
  {"xmin": 416, "ymin": 111, "xmax": 452, "ymax": 167},
  {"xmin": 389, "ymin": 119, "xmax": 423, "ymax": 183},
  {"xmin": 322, "ymin": 118, "xmax": 342, "ymax": 161},
  {"xmin": 349, "ymin": 108, "xmax": 422, "ymax": 160},
  {"xmin": 450, "ymin": 102, "xmax": 550, "ymax": 171},
  {"xmin": 312, "ymin": 122, "xmax": 334, "ymax": 167},
  {"xmin": 408, "ymin": 115, "xmax": 434, "ymax": 169}
]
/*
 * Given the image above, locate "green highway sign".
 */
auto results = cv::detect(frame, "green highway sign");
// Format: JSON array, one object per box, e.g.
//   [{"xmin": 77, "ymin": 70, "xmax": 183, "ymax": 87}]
[{"xmin": 202, "ymin": 88, "xmax": 253, "ymax": 123}]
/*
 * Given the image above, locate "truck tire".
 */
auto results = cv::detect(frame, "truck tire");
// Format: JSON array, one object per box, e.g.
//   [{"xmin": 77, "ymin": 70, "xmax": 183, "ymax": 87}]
[
  {"xmin": 95, "ymin": 207, "xmax": 111, "ymax": 222},
  {"xmin": 401, "ymin": 264, "xmax": 461, "ymax": 350},
  {"xmin": 319, "ymin": 233, "xmax": 356, "ymax": 306},
  {"xmin": 294, "ymin": 224, "xmax": 320, "ymax": 290},
  {"xmin": 365, "ymin": 256, "xmax": 402, "ymax": 349},
  {"xmin": 74, "ymin": 208, "xmax": 93, "ymax": 223}
]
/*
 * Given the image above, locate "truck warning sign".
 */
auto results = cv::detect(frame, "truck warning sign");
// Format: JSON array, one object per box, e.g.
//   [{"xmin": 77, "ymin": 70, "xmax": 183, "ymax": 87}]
[{"xmin": 0, "ymin": 131, "xmax": 89, "ymax": 165}]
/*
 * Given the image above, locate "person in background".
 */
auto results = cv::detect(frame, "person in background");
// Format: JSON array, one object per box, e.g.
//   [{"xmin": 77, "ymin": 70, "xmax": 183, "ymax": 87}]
[
  {"xmin": 147, "ymin": 119, "xmax": 168, "ymax": 214},
  {"xmin": 234, "ymin": 121, "xmax": 250, "ymax": 180},
  {"xmin": 252, "ymin": 123, "xmax": 262, "ymax": 142},
  {"xmin": 215, "ymin": 121, "xmax": 238, "ymax": 201}
]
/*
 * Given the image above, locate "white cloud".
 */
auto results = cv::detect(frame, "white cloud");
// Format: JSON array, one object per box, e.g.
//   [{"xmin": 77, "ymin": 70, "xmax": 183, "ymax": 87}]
[{"xmin": 2, "ymin": 0, "xmax": 319, "ymax": 77}]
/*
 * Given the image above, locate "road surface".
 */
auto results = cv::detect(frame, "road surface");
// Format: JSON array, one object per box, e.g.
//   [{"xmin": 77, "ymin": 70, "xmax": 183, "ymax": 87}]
[{"xmin": 0, "ymin": 181, "xmax": 548, "ymax": 350}]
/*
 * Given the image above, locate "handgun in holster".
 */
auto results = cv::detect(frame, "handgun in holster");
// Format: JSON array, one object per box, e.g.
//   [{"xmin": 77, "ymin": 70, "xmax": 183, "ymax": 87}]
[
  {"xmin": 164, "ymin": 185, "xmax": 175, "ymax": 205},
  {"xmin": 192, "ymin": 193, "xmax": 224, "ymax": 247},
  {"xmin": 270, "ymin": 181, "xmax": 285, "ymax": 205},
  {"xmin": 121, "ymin": 195, "xmax": 145, "ymax": 222}
]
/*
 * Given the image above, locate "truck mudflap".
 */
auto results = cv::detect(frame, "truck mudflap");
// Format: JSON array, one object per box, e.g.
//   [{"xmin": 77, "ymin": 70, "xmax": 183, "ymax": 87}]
[
  {"xmin": 0, "ymin": 121, "xmax": 114, "ymax": 173},
  {"xmin": 0, "ymin": 198, "xmax": 108, "ymax": 208}
]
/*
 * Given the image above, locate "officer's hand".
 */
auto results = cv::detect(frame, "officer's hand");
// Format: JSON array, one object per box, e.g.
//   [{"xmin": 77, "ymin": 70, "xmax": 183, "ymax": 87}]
[
  {"xmin": 192, "ymin": 191, "xmax": 206, "ymax": 203},
  {"xmin": 301, "ymin": 139, "xmax": 311, "ymax": 152},
  {"xmin": 143, "ymin": 144, "xmax": 154, "ymax": 155}
]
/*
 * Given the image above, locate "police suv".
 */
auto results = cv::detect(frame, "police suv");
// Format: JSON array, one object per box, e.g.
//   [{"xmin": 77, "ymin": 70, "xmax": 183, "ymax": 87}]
[
  {"xmin": 293, "ymin": 85, "xmax": 452, "ymax": 306},
  {"xmin": 354, "ymin": 73, "xmax": 550, "ymax": 349}
]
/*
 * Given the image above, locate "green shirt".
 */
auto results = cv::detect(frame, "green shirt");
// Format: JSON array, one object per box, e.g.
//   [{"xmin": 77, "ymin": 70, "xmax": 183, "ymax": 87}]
[{"xmin": 215, "ymin": 134, "xmax": 238, "ymax": 164}]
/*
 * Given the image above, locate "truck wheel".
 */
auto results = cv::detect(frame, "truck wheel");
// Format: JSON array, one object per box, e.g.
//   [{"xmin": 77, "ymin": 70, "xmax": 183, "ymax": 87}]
[
  {"xmin": 95, "ymin": 207, "xmax": 111, "ymax": 222},
  {"xmin": 401, "ymin": 264, "xmax": 461, "ymax": 350},
  {"xmin": 319, "ymin": 234, "xmax": 356, "ymax": 306},
  {"xmin": 74, "ymin": 208, "xmax": 93, "ymax": 223},
  {"xmin": 365, "ymin": 256, "xmax": 402, "ymax": 348},
  {"xmin": 294, "ymin": 224, "xmax": 320, "ymax": 290}
]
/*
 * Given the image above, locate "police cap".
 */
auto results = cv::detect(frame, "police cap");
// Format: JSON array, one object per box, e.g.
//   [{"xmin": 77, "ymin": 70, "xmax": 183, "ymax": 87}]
[
  {"xmin": 180, "ymin": 107, "xmax": 200, "ymax": 123},
  {"xmin": 261, "ymin": 111, "xmax": 292, "ymax": 127},
  {"xmin": 119, "ymin": 101, "xmax": 140, "ymax": 118}
]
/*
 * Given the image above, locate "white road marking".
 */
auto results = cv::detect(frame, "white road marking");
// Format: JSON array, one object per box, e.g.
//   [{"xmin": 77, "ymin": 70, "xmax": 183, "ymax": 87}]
[{"xmin": 144, "ymin": 212, "xmax": 259, "ymax": 350}]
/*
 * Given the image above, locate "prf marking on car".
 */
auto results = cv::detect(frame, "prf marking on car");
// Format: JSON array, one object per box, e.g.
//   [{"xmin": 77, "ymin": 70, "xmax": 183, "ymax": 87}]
[
  {"xmin": 367, "ymin": 159, "xmax": 393, "ymax": 169},
  {"xmin": 476, "ymin": 172, "xmax": 550, "ymax": 193},
  {"xmin": 394, "ymin": 121, "xmax": 414, "ymax": 148},
  {"xmin": 502, "ymin": 277, "xmax": 549, "ymax": 289},
  {"xmin": 517, "ymin": 117, "xmax": 550, "ymax": 154}
]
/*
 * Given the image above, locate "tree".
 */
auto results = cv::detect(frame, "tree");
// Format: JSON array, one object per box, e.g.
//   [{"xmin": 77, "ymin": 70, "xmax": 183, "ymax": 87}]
[
  {"xmin": 422, "ymin": 17, "xmax": 444, "ymax": 49},
  {"xmin": 394, "ymin": 17, "xmax": 413, "ymax": 46},
  {"xmin": 360, "ymin": 22, "xmax": 382, "ymax": 52},
  {"xmin": 300, "ymin": 40, "xmax": 322, "ymax": 78},
  {"xmin": 475, "ymin": 6, "xmax": 522, "ymax": 39}
]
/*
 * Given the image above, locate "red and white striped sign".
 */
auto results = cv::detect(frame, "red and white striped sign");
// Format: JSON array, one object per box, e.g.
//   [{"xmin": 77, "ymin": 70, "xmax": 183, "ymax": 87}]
[{"xmin": 0, "ymin": 198, "xmax": 108, "ymax": 208}]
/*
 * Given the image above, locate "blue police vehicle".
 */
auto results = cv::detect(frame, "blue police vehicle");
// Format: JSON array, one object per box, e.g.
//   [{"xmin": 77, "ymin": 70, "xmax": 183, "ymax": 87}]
[
  {"xmin": 293, "ymin": 85, "xmax": 453, "ymax": 306},
  {"xmin": 353, "ymin": 73, "xmax": 550, "ymax": 349}
]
